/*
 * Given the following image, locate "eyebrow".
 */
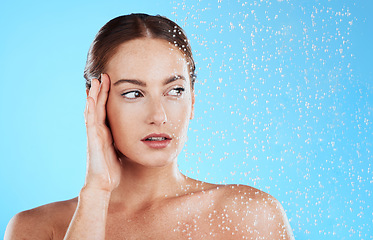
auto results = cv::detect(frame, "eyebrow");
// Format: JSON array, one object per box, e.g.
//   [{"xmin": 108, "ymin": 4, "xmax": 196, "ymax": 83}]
[
  {"xmin": 113, "ymin": 75, "xmax": 186, "ymax": 87},
  {"xmin": 113, "ymin": 79, "xmax": 146, "ymax": 87}
]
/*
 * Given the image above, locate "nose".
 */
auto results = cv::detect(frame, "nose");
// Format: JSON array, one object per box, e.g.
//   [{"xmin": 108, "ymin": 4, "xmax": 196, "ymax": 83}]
[{"xmin": 147, "ymin": 97, "xmax": 167, "ymax": 125}]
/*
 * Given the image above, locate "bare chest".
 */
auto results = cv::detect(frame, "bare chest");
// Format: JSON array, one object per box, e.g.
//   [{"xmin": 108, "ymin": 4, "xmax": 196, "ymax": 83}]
[{"xmin": 105, "ymin": 197, "xmax": 247, "ymax": 239}]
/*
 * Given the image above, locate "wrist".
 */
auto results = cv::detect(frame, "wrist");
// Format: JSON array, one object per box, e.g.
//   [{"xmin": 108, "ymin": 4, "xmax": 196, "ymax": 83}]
[{"xmin": 79, "ymin": 186, "xmax": 112, "ymax": 203}]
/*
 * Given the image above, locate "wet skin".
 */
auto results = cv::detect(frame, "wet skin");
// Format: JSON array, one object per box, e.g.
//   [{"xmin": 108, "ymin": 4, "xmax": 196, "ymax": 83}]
[
  {"xmin": 6, "ymin": 184, "xmax": 293, "ymax": 239},
  {"xmin": 5, "ymin": 38, "xmax": 294, "ymax": 239}
]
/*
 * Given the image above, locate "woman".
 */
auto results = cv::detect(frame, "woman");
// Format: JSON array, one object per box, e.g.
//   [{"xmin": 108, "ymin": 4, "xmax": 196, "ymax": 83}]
[{"xmin": 5, "ymin": 13, "xmax": 294, "ymax": 239}]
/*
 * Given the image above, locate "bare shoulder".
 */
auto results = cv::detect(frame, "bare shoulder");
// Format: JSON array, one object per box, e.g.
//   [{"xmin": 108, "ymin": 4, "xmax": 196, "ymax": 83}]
[
  {"xmin": 215, "ymin": 184, "xmax": 295, "ymax": 239},
  {"xmin": 218, "ymin": 184, "xmax": 281, "ymax": 209},
  {"xmin": 5, "ymin": 198, "xmax": 77, "ymax": 240}
]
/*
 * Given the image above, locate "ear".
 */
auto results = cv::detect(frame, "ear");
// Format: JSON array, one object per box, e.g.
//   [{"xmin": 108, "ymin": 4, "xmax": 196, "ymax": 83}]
[
  {"xmin": 190, "ymin": 90, "xmax": 195, "ymax": 120},
  {"xmin": 86, "ymin": 88, "xmax": 90, "ymax": 97}
]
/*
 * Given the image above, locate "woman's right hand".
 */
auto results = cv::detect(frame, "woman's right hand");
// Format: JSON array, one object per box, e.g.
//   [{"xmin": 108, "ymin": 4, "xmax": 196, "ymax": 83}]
[{"xmin": 83, "ymin": 73, "xmax": 122, "ymax": 193}]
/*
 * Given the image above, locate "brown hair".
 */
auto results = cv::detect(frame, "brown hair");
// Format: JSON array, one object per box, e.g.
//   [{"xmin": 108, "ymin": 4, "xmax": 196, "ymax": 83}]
[{"xmin": 84, "ymin": 13, "xmax": 196, "ymax": 89}]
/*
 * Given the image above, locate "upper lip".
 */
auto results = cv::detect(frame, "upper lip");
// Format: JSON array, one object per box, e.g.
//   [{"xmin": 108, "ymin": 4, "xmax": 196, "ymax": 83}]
[{"xmin": 141, "ymin": 133, "xmax": 172, "ymax": 141}]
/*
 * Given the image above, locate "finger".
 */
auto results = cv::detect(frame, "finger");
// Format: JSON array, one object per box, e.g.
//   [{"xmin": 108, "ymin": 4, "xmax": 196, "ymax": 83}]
[
  {"xmin": 96, "ymin": 73, "xmax": 111, "ymax": 124},
  {"xmin": 84, "ymin": 98, "xmax": 88, "ymax": 124},
  {"xmin": 85, "ymin": 96, "xmax": 96, "ymax": 129},
  {"xmin": 89, "ymin": 78, "xmax": 100, "ymax": 104},
  {"xmin": 85, "ymin": 96, "xmax": 98, "ymax": 150}
]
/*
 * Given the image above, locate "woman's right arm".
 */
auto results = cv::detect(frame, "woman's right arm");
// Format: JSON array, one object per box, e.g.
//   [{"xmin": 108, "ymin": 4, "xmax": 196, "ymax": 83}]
[
  {"xmin": 63, "ymin": 188, "xmax": 111, "ymax": 239},
  {"xmin": 5, "ymin": 75, "xmax": 120, "ymax": 240},
  {"xmin": 63, "ymin": 74, "xmax": 122, "ymax": 239}
]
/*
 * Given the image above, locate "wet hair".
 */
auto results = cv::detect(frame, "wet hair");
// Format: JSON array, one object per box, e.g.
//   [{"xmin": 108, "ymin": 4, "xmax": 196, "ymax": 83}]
[{"xmin": 84, "ymin": 13, "xmax": 196, "ymax": 90}]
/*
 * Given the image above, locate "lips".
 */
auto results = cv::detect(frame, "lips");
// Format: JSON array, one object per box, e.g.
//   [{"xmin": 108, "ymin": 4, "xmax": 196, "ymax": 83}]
[
  {"xmin": 141, "ymin": 133, "xmax": 172, "ymax": 141},
  {"xmin": 141, "ymin": 133, "xmax": 172, "ymax": 149}
]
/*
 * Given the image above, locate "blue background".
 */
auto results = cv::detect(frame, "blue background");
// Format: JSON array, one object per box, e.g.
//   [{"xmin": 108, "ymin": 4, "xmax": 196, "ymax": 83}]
[{"xmin": 0, "ymin": 0, "xmax": 372, "ymax": 239}]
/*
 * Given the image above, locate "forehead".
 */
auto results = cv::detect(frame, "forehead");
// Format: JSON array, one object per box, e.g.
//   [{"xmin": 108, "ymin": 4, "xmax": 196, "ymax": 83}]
[{"xmin": 106, "ymin": 38, "xmax": 189, "ymax": 82}]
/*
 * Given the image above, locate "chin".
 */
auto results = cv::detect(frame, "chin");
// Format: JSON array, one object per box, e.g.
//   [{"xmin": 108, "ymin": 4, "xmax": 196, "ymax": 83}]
[{"xmin": 117, "ymin": 149, "xmax": 179, "ymax": 169}]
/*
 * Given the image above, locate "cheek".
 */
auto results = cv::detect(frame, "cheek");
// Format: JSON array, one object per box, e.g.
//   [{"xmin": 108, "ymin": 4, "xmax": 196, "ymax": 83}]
[
  {"xmin": 106, "ymin": 97, "xmax": 142, "ymax": 139},
  {"xmin": 166, "ymin": 100, "xmax": 192, "ymax": 133}
]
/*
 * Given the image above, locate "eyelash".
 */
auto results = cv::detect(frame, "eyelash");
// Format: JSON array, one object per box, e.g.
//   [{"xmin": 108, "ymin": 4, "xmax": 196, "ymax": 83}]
[
  {"xmin": 168, "ymin": 87, "xmax": 185, "ymax": 96},
  {"xmin": 121, "ymin": 90, "xmax": 144, "ymax": 99},
  {"xmin": 121, "ymin": 87, "xmax": 185, "ymax": 99}
]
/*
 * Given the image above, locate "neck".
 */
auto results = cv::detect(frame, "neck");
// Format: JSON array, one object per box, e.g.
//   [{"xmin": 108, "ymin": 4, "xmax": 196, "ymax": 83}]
[{"xmin": 109, "ymin": 159, "xmax": 188, "ymax": 212}]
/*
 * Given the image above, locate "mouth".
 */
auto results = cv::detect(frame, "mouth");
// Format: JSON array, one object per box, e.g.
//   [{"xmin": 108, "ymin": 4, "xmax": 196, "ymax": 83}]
[
  {"xmin": 141, "ymin": 133, "xmax": 172, "ymax": 149},
  {"xmin": 145, "ymin": 137, "xmax": 168, "ymax": 141},
  {"xmin": 141, "ymin": 133, "xmax": 172, "ymax": 141}
]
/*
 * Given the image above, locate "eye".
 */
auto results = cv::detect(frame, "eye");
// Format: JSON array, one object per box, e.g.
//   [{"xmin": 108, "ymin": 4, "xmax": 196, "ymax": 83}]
[
  {"xmin": 121, "ymin": 90, "xmax": 143, "ymax": 99},
  {"xmin": 167, "ymin": 87, "xmax": 185, "ymax": 97}
]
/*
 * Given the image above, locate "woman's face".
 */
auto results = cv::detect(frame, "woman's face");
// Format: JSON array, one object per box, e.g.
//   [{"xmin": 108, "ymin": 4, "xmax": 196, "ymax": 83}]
[{"xmin": 105, "ymin": 38, "xmax": 194, "ymax": 168}]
